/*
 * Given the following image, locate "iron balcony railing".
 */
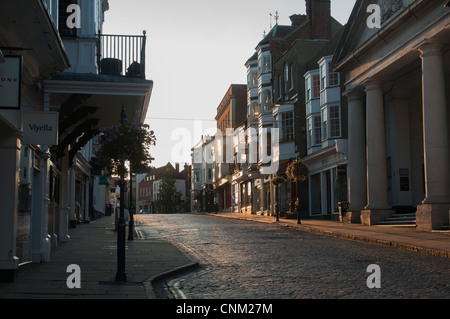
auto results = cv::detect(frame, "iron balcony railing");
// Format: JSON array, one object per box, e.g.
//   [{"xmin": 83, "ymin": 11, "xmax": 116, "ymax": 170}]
[{"xmin": 97, "ymin": 31, "xmax": 146, "ymax": 79}]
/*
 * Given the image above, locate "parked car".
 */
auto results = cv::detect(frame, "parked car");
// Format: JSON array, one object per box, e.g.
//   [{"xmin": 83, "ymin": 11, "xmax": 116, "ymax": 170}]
[{"xmin": 139, "ymin": 209, "xmax": 149, "ymax": 214}]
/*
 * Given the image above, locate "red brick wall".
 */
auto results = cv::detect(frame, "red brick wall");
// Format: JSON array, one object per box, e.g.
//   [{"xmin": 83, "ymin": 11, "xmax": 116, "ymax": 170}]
[{"xmin": 306, "ymin": 0, "xmax": 331, "ymax": 40}]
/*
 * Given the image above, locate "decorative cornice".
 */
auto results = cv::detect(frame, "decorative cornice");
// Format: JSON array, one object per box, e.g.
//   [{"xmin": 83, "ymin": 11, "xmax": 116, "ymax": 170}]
[{"xmin": 380, "ymin": 0, "xmax": 405, "ymax": 24}]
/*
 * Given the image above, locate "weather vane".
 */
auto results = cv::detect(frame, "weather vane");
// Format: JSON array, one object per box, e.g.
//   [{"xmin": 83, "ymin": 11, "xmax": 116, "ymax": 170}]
[{"xmin": 269, "ymin": 11, "xmax": 279, "ymax": 29}]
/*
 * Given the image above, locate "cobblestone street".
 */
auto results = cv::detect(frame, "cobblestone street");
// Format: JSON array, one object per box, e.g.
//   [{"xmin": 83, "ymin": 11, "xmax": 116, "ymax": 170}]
[{"xmin": 136, "ymin": 214, "xmax": 450, "ymax": 299}]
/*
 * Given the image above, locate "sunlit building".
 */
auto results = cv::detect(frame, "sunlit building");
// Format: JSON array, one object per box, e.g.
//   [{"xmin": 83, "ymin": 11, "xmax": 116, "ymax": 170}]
[
  {"xmin": 333, "ymin": 0, "xmax": 450, "ymax": 230},
  {"xmin": 213, "ymin": 84, "xmax": 247, "ymax": 212},
  {"xmin": 235, "ymin": 0, "xmax": 344, "ymax": 218},
  {"xmin": 303, "ymin": 54, "xmax": 348, "ymax": 219}
]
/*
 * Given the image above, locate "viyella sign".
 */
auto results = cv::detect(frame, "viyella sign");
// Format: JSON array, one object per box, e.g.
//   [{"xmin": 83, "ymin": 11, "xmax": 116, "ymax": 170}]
[{"xmin": 22, "ymin": 111, "xmax": 59, "ymax": 146}]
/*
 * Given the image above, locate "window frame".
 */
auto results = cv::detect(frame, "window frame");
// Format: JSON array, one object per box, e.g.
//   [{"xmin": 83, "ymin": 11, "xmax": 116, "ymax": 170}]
[
  {"xmin": 280, "ymin": 111, "xmax": 294, "ymax": 143},
  {"xmin": 329, "ymin": 104, "xmax": 342, "ymax": 138}
]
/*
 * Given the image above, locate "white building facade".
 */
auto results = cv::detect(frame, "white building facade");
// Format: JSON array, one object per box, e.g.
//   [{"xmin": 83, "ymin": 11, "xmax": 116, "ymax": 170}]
[
  {"xmin": 333, "ymin": 0, "xmax": 450, "ymax": 230},
  {"xmin": 304, "ymin": 55, "xmax": 348, "ymax": 218}
]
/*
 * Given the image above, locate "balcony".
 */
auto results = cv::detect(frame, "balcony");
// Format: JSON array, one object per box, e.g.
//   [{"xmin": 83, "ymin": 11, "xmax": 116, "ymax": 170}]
[
  {"xmin": 97, "ymin": 31, "xmax": 146, "ymax": 79},
  {"xmin": 45, "ymin": 30, "xmax": 153, "ymax": 148}
]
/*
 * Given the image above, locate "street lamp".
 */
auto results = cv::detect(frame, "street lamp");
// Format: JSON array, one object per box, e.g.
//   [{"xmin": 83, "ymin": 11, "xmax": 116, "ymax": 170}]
[
  {"xmin": 276, "ymin": 186, "xmax": 280, "ymax": 222},
  {"xmin": 128, "ymin": 168, "xmax": 134, "ymax": 241},
  {"xmin": 116, "ymin": 105, "xmax": 127, "ymax": 282},
  {"xmin": 272, "ymin": 176, "xmax": 284, "ymax": 222}
]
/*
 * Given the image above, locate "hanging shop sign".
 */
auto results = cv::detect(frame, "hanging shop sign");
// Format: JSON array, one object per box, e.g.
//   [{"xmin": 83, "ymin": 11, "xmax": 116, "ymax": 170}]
[
  {"xmin": 99, "ymin": 175, "xmax": 108, "ymax": 185},
  {"xmin": 0, "ymin": 56, "xmax": 22, "ymax": 109},
  {"xmin": 22, "ymin": 111, "xmax": 59, "ymax": 146}
]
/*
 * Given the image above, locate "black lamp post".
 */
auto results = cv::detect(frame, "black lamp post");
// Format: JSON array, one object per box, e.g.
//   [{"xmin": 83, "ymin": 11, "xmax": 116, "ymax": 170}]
[
  {"xmin": 128, "ymin": 168, "xmax": 134, "ymax": 241},
  {"xmin": 275, "ymin": 184, "xmax": 280, "ymax": 222},
  {"xmin": 116, "ymin": 105, "xmax": 127, "ymax": 282},
  {"xmin": 296, "ymin": 181, "xmax": 301, "ymax": 225}
]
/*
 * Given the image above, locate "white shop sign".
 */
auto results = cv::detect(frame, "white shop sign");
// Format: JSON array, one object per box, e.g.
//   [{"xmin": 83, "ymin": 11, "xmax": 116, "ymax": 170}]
[
  {"xmin": 22, "ymin": 111, "xmax": 59, "ymax": 146},
  {"xmin": 0, "ymin": 56, "xmax": 22, "ymax": 109}
]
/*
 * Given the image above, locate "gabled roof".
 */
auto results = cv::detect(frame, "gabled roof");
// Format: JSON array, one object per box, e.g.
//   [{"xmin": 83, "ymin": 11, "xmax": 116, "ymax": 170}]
[
  {"xmin": 150, "ymin": 162, "xmax": 185, "ymax": 180},
  {"xmin": 331, "ymin": 0, "xmax": 441, "ymax": 72},
  {"xmin": 331, "ymin": 0, "xmax": 365, "ymax": 69}
]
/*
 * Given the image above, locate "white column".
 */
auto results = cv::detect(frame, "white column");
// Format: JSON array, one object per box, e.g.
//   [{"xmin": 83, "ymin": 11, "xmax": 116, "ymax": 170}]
[
  {"xmin": 364, "ymin": 80, "xmax": 391, "ymax": 210},
  {"xmin": 0, "ymin": 136, "xmax": 20, "ymax": 281},
  {"xmin": 346, "ymin": 91, "xmax": 367, "ymax": 218},
  {"xmin": 361, "ymin": 80, "xmax": 393, "ymax": 225},
  {"xmin": 31, "ymin": 150, "xmax": 52, "ymax": 263},
  {"xmin": 418, "ymin": 40, "xmax": 449, "ymax": 204},
  {"xmin": 416, "ymin": 40, "xmax": 450, "ymax": 230}
]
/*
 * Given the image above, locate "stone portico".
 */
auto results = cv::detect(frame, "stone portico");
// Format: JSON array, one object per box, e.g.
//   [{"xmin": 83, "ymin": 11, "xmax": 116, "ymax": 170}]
[{"xmin": 333, "ymin": 0, "xmax": 450, "ymax": 230}]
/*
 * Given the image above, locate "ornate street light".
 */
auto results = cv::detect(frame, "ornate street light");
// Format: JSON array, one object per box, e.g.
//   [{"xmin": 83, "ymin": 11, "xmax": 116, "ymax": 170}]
[{"xmin": 96, "ymin": 104, "xmax": 156, "ymax": 281}]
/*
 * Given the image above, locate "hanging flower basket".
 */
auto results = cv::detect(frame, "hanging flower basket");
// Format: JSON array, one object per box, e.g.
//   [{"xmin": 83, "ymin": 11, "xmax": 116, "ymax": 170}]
[
  {"xmin": 271, "ymin": 176, "xmax": 286, "ymax": 187},
  {"xmin": 96, "ymin": 119, "xmax": 156, "ymax": 176},
  {"xmin": 286, "ymin": 160, "xmax": 309, "ymax": 183}
]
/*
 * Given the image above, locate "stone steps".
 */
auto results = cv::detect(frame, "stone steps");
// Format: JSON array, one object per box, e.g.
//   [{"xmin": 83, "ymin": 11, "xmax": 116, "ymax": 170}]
[{"xmin": 378, "ymin": 213, "xmax": 416, "ymax": 226}]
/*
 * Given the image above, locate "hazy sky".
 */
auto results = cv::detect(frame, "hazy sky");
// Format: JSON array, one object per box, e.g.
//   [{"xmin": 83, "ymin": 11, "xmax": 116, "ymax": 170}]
[{"xmin": 103, "ymin": 0, "xmax": 357, "ymax": 169}]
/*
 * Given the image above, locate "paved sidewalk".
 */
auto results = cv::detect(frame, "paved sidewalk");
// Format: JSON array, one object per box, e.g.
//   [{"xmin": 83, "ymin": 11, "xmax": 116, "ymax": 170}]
[
  {"xmin": 206, "ymin": 211, "xmax": 450, "ymax": 258},
  {"xmin": 0, "ymin": 212, "xmax": 448, "ymax": 299},
  {"xmin": 0, "ymin": 215, "xmax": 197, "ymax": 299}
]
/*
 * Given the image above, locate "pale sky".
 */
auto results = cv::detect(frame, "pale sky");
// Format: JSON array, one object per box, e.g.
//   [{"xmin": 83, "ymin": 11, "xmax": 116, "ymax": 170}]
[{"xmin": 102, "ymin": 0, "xmax": 357, "ymax": 169}]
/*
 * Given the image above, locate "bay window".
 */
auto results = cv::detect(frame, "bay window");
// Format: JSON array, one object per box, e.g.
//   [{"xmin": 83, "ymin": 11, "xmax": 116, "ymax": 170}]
[{"xmin": 320, "ymin": 105, "xmax": 341, "ymax": 141}]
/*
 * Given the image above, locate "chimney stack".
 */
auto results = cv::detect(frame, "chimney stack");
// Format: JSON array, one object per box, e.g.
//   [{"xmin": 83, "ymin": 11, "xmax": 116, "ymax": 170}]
[
  {"xmin": 290, "ymin": 14, "xmax": 307, "ymax": 26},
  {"xmin": 305, "ymin": 0, "xmax": 331, "ymax": 39}
]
